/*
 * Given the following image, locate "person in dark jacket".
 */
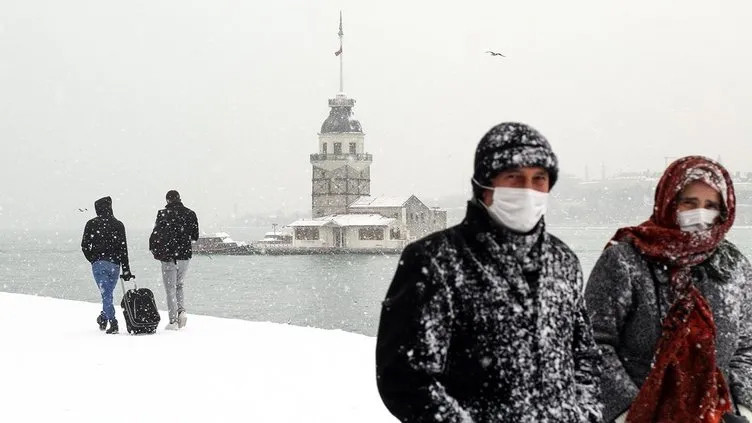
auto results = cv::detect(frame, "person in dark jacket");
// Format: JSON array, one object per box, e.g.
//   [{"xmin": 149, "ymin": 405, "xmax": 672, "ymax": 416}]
[
  {"xmin": 149, "ymin": 190, "xmax": 199, "ymax": 330},
  {"xmin": 585, "ymin": 156, "xmax": 752, "ymax": 423},
  {"xmin": 81, "ymin": 196, "xmax": 134, "ymax": 334},
  {"xmin": 376, "ymin": 122, "xmax": 603, "ymax": 422}
]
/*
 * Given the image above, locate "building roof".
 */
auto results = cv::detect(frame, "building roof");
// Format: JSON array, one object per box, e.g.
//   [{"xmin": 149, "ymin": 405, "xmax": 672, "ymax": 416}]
[
  {"xmin": 329, "ymin": 214, "xmax": 395, "ymax": 227},
  {"xmin": 288, "ymin": 214, "xmax": 395, "ymax": 228},
  {"xmin": 349, "ymin": 196, "xmax": 412, "ymax": 208},
  {"xmin": 287, "ymin": 219, "xmax": 336, "ymax": 227}
]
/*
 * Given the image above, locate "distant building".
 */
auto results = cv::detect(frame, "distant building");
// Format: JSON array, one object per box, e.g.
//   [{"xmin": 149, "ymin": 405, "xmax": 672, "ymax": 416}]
[
  {"xmin": 291, "ymin": 90, "xmax": 447, "ymax": 250},
  {"xmin": 348, "ymin": 195, "xmax": 446, "ymax": 241},
  {"xmin": 288, "ymin": 214, "xmax": 402, "ymax": 250},
  {"xmin": 287, "ymin": 15, "xmax": 445, "ymax": 252}
]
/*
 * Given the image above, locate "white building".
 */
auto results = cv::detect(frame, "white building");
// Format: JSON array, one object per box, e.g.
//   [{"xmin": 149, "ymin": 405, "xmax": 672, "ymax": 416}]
[{"xmin": 288, "ymin": 214, "xmax": 404, "ymax": 250}]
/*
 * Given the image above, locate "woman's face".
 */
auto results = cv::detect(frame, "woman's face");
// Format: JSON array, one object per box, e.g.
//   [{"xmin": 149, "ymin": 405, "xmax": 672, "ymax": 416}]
[{"xmin": 676, "ymin": 181, "xmax": 722, "ymax": 213}]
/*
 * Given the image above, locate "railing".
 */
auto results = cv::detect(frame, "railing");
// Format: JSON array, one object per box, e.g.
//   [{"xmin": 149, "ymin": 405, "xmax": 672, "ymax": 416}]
[
  {"xmin": 328, "ymin": 98, "xmax": 355, "ymax": 107},
  {"xmin": 310, "ymin": 153, "xmax": 373, "ymax": 161}
]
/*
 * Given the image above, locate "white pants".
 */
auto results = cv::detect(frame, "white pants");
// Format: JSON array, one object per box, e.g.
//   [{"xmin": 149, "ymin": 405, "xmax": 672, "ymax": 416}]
[{"xmin": 161, "ymin": 260, "xmax": 190, "ymax": 323}]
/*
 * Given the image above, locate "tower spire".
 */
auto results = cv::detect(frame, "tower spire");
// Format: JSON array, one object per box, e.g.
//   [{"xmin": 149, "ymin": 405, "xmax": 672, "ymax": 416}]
[{"xmin": 337, "ymin": 11, "xmax": 344, "ymax": 93}]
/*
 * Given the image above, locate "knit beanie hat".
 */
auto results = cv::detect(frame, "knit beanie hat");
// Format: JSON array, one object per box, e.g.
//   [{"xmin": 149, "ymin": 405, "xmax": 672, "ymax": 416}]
[{"xmin": 472, "ymin": 122, "xmax": 559, "ymax": 198}]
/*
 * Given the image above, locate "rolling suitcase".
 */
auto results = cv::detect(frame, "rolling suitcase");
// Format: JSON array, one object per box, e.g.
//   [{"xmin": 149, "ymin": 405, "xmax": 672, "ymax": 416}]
[{"xmin": 120, "ymin": 280, "xmax": 160, "ymax": 334}]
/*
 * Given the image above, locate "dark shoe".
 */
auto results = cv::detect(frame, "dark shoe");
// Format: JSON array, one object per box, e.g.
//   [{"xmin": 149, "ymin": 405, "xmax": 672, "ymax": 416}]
[
  {"xmin": 106, "ymin": 319, "xmax": 119, "ymax": 334},
  {"xmin": 96, "ymin": 313, "xmax": 107, "ymax": 331}
]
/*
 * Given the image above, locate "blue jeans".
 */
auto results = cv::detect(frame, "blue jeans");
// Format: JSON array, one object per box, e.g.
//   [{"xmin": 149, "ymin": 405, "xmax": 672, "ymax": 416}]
[{"xmin": 92, "ymin": 260, "xmax": 120, "ymax": 320}]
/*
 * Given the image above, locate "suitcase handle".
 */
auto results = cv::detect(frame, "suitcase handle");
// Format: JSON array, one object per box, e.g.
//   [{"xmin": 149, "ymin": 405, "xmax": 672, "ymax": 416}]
[{"xmin": 120, "ymin": 279, "xmax": 138, "ymax": 295}]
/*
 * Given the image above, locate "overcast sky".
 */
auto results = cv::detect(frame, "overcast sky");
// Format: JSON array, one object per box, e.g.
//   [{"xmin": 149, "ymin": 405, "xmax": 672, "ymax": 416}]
[{"xmin": 1, "ymin": 0, "xmax": 751, "ymax": 231}]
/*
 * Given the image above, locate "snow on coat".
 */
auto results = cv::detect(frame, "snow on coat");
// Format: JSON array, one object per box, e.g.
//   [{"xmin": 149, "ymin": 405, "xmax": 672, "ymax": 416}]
[
  {"xmin": 149, "ymin": 201, "xmax": 199, "ymax": 261},
  {"xmin": 585, "ymin": 240, "xmax": 752, "ymax": 422},
  {"xmin": 81, "ymin": 196, "xmax": 131, "ymax": 274},
  {"xmin": 376, "ymin": 201, "xmax": 603, "ymax": 422}
]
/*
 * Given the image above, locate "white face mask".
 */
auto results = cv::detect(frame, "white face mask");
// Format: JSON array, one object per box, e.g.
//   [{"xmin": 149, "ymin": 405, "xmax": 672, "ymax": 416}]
[
  {"xmin": 477, "ymin": 184, "xmax": 549, "ymax": 233},
  {"xmin": 676, "ymin": 208, "xmax": 720, "ymax": 232}
]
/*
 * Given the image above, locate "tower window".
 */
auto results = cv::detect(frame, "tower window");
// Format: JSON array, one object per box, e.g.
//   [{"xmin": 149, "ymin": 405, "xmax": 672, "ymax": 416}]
[
  {"xmin": 349, "ymin": 143, "xmax": 357, "ymax": 154},
  {"xmin": 334, "ymin": 143, "xmax": 342, "ymax": 154},
  {"xmin": 322, "ymin": 143, "xmax": 327, "ymax": 154}
]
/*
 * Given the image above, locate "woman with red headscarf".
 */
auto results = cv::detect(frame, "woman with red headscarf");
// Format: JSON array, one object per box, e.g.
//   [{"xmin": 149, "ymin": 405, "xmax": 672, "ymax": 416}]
[{"xmin": 585, "ymin": 156, "xmax": 752, "ymax": 423}]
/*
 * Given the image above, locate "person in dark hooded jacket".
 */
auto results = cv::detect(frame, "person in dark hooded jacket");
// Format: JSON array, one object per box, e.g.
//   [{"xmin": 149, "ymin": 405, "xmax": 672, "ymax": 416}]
[
  {"xmin": 149, "ymin": 190, "xmax": 199, "ymax": 330},
  {"xmin": 375, "ymin": 122, "xmax": 603, "ymax": 422},
  {"xmin": 81, "ymin": 196, "xmax": 134, "ymax": 334},
  {"xmin": 585, "ymin": 156, "xmax": 752, "ymax": 423}
]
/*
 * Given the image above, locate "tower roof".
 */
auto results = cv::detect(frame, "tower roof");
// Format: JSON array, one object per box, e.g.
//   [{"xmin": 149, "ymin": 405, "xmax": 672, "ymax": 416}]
[{"xmin": 321, "ymin": 93, "xmax": 363, "ymax": 134}]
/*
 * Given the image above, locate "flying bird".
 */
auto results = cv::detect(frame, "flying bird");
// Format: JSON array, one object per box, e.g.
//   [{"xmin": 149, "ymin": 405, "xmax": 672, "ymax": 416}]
[
  {"xmin": 78, "ymin": 208, "xmax": 88, "ymax": 212},
  {"xmin": 486, "ymin": 50, "xmax": 506, "ymax": 57}
]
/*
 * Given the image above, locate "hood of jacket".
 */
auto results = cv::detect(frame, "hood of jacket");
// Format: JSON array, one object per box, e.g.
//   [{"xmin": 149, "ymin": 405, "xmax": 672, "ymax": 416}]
[{"xmin": 94, "ymin": 196, "xmax": 113, "ymax": 217}]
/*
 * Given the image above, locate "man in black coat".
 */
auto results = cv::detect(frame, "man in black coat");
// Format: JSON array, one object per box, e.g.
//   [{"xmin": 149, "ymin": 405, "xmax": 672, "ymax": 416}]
[
  {"xmin": 149, "ymin": 190, "xmax": 199, "ymax": 330},
  {"xmin": 81, "ymin": 196, "xmax": 134, "ymax": 334},
  {"xmin": 375, "ymin": 122, "xmax": 603, "ymax": 422}
]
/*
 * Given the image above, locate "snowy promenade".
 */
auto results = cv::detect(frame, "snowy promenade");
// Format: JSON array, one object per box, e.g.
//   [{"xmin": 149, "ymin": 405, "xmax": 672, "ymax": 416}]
[{"xmin": 0, "ymin": 292, "xmax": 396, "ymax": 422}]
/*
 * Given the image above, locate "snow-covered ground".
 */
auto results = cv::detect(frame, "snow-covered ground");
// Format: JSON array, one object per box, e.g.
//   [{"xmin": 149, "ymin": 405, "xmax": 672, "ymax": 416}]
[{"xmin": 0, "ymin": 292, "xmax": 396, "ymax": 422}]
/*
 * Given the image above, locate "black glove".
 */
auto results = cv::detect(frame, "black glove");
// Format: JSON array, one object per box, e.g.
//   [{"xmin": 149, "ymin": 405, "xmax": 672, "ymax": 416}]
[
  {"xmin": 120, "ymin": 272, "xmax": 136, "ymax": 281},
  {"xmin": 724, "ymin": 413, "xmax": 750, "ymax": 423}
]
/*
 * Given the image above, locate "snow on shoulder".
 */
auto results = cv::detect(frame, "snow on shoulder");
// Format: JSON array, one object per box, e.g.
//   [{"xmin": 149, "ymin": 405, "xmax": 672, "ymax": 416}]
[{"xmin": 0, "ymin": 293, "xmax": 396, "ymax": 423}]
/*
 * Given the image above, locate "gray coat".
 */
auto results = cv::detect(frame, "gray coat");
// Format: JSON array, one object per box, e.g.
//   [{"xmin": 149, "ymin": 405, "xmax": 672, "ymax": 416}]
[{"xmin": 585, "ymin": 240, "xmax": 752, "ymax": 422}]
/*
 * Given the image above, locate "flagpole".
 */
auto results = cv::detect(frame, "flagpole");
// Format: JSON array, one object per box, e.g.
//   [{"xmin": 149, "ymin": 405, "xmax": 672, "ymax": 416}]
[{"xmin": 338, "ymin": 11, "xmax": 344, "ymax": 93}]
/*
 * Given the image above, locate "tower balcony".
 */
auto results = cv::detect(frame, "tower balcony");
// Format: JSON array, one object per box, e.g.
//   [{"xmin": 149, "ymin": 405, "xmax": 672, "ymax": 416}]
[
  {"xmin": 329, "ymin": 96, "xmax": 355, "ymax": 107},
  {"xmin": 310, "ymin": 153, "xmax": 373, "ymax": 162}
]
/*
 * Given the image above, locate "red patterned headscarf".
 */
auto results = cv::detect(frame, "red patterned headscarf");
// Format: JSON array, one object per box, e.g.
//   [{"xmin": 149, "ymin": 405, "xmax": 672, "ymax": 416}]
[{"xmin": 610, "ymin": 156, "xmax": 736, "ymax": 423}]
